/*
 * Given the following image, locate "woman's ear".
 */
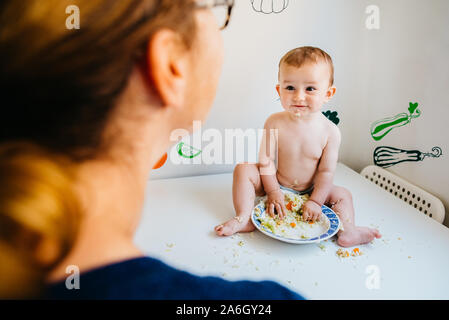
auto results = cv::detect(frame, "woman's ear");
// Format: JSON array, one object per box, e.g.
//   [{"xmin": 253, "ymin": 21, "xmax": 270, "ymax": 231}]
[{"xmin": 145, "ymin": 29, "xmax": 189, "ymax": 109}]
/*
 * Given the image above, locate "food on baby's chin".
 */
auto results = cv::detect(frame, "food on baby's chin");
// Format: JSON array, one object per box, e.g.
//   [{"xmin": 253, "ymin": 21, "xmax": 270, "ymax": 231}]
[{"xmin": 256, "ymin": 192, "xmax": 328, "ymax": 240}]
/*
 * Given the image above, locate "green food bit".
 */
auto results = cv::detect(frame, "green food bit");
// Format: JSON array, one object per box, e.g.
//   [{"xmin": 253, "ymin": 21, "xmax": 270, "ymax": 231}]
[{"xmin": 261, "ymin": 221, "xmax": 275, "ymax": 233}]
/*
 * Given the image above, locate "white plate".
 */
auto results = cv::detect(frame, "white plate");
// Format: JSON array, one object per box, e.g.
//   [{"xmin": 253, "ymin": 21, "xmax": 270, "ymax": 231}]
[{"xmin": 251, "ymin": 192, "xmax": 341, "ymax": 244}]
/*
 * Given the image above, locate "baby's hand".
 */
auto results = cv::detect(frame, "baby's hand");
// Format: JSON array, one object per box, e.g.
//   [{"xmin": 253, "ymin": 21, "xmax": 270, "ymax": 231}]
[
  {"xmin": 302, "ymin": 200, "xmax": 322, "ymax": 222},
  {"xmin": 266, "ymin": 189, "xmax": 287, "ymax": 219}
]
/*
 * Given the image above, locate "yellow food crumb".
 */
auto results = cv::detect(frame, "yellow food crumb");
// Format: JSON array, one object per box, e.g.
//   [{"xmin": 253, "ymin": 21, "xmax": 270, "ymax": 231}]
[
  {"xmin": 238, "ymin": 240, "xmax": 244, "ymax": 247},
  {"xmin": 337, "ymin": 248, "xmax": 363, "ymax": 258},
  {"xmin": 336, "ymin": 248, "xmax": 350, "ymax": 258}
]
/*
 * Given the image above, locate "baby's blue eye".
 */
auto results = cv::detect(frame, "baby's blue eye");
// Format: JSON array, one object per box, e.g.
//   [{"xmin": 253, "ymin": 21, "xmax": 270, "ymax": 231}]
[
  {"xmin": 285, "ymin": 86, "xmax": 295, "ymax": 91},
  {"xmin": 306, "ymin": 87, "xmax": 316, "ymax": 92}
]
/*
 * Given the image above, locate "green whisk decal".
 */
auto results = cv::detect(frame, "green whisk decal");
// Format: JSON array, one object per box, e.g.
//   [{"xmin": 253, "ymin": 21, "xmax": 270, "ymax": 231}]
[
  {"xmin": 373, "ymin": 146, "xmax": 442, "ymax": 168},
  {"xmin": 370, "ymin": 102, "xmax": 421, "ymax": 141}
]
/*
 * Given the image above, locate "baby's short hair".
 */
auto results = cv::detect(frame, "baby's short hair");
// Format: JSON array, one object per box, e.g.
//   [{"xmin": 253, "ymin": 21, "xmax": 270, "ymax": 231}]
[{"xmin": 279, "ymin": 46, "xmax": 334, "ymax": 86}]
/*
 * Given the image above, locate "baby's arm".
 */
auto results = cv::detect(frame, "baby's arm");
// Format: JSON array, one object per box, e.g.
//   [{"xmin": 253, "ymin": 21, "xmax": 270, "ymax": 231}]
[
  {"xmin": 259, "ymin": 116, "xmax": 287, "ymax": 218},
  {"xmin": 303, "ymin": 125, "xmax": 341, "ymax": 221},
  {"xmin": 259, "ymin": 117, "xmax": 278, "ymax": 190}
]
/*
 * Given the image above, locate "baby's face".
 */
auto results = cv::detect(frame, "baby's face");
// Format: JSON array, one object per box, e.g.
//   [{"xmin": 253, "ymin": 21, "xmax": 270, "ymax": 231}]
[{"xmin": 276, "ymin": 62, "xmax": 335, "ymax": 119}]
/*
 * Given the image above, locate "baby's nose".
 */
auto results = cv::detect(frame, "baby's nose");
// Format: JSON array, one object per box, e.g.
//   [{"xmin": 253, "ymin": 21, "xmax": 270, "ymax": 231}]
[{"xmin": 294, "ymin": 91, "xmax": 305, "ymax": 101}]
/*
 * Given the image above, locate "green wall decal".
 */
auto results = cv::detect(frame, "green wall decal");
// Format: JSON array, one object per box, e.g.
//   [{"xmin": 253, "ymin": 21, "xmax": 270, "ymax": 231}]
[
  {"xmin": 251, "ymin": 0, "xmax": 289, "ymax": 14},
  {"xmin": 177, "ymin": 142, "xmax": 202, "ymax": 159},
  {"xmin": 373, "ymin": 146, "xmax": 442, "ymax": 168},
  {"xmin": 370, "ymin": 102, "xmax": 421, "ymax": 141},
  {"xmin": 322, "ymin": 110, "xmax": 340, "ymax": 125}
]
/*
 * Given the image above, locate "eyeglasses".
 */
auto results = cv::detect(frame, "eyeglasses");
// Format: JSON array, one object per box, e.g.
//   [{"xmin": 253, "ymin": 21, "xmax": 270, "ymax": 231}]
[{"xmin": 195, "ymin": 0, "xmax": 234, "ymax": 30}]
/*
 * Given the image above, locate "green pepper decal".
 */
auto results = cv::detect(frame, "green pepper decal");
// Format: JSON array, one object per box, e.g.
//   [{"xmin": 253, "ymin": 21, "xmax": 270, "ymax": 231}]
[
  {"xmin": 322, "ymin": 110, "xmax": 340, "ymax": 125},
  {"xmin": 370, "ymin": 102, "xmax": 421, "ymax": 141},
  {"xmin": 373, "ymin": 146, "xmax": 442, "ymax": 168},
  {"xmin": 177, "ymin": 142, "xmax": 202, "ymax": 159}
]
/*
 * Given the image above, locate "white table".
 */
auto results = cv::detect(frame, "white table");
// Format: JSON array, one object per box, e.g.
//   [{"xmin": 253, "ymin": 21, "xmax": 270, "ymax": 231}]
[{"xmin": 134, "ymin": 163, "xmax": 449, "ymax": 299}]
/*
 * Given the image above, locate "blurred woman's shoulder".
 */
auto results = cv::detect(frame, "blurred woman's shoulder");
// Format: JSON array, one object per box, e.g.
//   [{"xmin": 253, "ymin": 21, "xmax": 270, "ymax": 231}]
[{"xmin": 44, "ymin": 256, "xmax": 304, "ymax": 300}]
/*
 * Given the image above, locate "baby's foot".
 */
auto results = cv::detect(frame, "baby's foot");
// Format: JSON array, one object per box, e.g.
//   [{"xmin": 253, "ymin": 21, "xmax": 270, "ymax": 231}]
[
  {"xmin": 337, "ymin": 226, "xmax": 381, "ymax": 247},
  {"xmin": 214, "ymin": 216, "xmax": 255, "ymax": 236}
]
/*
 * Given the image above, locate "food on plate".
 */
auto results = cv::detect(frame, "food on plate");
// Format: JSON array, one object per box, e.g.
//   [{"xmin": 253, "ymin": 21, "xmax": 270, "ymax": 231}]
[{"xmin": 254, "ymin": 192, "xmax": 329, "ymax": 240}]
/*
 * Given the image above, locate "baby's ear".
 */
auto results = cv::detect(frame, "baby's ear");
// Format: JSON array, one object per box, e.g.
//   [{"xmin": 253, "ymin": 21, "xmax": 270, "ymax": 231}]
[
  {"xmin": 326, "ymin": 86, "xmax": 336, "ymax": 100},
  {"xmin": 275, "ymin": 84, "xmax": 281, "ymax": 96}
]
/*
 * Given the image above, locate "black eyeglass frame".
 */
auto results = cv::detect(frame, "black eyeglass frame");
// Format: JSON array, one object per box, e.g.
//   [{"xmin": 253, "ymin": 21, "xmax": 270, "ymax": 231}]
[{"xmin": 195, "ymin": 0, "xmax": 234, "ymax": 30}]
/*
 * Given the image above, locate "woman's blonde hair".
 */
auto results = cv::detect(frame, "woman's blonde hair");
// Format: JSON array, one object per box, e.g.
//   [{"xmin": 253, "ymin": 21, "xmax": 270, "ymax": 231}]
[
  {"xmin": 0, "ymin": 143, "xmax": 80, "ymax": 298},
  {"xmin": 0, "ymin": 0, "xmax": 197, "ymax": 298}
]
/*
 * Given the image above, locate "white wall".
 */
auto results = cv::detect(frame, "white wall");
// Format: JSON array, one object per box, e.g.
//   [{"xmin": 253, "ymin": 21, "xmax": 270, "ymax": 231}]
[{"xmin": 150, "ymin": 0, "xmax": 449, "ymax": 226}]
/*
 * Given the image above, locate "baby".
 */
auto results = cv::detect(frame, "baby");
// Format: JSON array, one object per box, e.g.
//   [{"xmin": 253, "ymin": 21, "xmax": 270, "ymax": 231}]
[{"xmin": 215, "ymin": 46, "xmax": 381, "ymax": 247}]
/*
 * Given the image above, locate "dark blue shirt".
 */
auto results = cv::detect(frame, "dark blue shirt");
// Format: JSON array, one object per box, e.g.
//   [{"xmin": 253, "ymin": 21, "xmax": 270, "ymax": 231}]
[{"xmin": 45, "ymin": 256, "xmax": 304, "ymax": 300}]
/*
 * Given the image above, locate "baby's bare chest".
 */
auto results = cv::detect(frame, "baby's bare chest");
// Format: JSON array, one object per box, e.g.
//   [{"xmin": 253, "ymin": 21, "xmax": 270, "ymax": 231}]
[{"xmin": 277, "ymin": 127, "xmax": 327, "ymax": 161}]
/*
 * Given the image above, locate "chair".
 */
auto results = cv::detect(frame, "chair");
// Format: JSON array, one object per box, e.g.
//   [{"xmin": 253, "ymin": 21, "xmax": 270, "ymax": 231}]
[{"xmin": 360, "ymin": 165, "xmax": 445, "ymax": 223}]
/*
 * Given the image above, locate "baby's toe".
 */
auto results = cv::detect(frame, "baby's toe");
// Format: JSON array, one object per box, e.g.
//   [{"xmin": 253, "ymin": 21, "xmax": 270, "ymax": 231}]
[{"xmin": 373, "ymin": 229, "xmax": 382, "ymax": 238}]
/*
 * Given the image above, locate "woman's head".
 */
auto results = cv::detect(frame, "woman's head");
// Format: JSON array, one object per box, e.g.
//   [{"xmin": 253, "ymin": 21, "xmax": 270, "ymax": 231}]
[
  {"xmin": 0, "ymin": 0, "xmax": 225, "ymax": 161},
  {"xmin": 0, "ymin": 0, "xmax": 228, "ymax": 297}
]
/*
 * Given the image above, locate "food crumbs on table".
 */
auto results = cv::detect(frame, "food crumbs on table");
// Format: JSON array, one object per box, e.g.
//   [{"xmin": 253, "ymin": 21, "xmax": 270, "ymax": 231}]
[
  {"xmin": 408, "ymin": 256, "xmax": 412, "ymax": 259},
  {"xmin": 166, "ymin": 243, "xmax": 174, "ymax": 248},
  {"xmin": 398, "ymin": 237, "xmax": 402, "ymax": 240},
  {"xmin": 238, "ymin": 240, "xmax": 244, "ymax": 247},
  {"xmin": 336, "ymin": 248, "xmax": 350, "ymax": 258},
  {"xmin": 318, "ymin": 243, "xmax": 326, "ymax": 251},
  {"xmin": 350, "ymin": 248, "xmax": 362, "ymax": 257},
  {"xmin": 314, "ymin": 282, "xmax": 318, "ymax": 286}
]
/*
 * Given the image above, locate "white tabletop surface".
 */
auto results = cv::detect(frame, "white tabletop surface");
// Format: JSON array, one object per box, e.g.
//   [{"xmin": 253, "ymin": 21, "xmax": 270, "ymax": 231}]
[{"xmin": 134, "ymin": 163, "xmax": 449, "ymax": 299}]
